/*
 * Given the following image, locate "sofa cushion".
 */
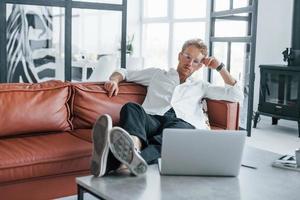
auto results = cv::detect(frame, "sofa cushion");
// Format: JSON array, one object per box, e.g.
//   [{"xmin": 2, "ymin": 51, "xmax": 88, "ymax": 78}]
[
  {"xmin": 0, "ymin": 80, "xmax": 72, "ymax": 137},
  {"xmin": 69, "ymin": 129, "xmax": 92, "ymax": 143},
  {"xmin": 0, "ymin": 132, "xmax": 91, "ymax": 183},
  {"xmin": 71, "ymin": 82, "xmax": 146, "ymax": 129}
]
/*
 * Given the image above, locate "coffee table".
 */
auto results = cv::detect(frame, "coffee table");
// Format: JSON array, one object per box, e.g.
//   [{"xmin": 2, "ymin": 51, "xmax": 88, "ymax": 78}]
[{"xmin": 76, "ymin": 146, "xmax": 300, "ymax": 200}]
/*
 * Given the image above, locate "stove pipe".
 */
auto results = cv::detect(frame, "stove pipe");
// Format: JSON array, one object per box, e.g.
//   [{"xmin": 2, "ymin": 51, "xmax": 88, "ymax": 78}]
[{"xmin": 283, "ymin": 0, "xmax": 300, "ymax": 66}]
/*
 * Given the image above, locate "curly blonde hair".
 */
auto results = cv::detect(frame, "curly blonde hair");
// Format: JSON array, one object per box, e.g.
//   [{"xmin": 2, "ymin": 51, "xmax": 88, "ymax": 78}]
[{"xmin": 181, "ymin": 39, "xmax": 208, "ymax": 57}]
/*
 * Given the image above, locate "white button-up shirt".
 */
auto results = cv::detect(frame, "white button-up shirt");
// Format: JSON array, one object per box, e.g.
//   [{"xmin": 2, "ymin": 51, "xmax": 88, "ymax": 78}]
[{"xmin": 116, "ymin": 68, "xmax": 243, "ymax": 129}]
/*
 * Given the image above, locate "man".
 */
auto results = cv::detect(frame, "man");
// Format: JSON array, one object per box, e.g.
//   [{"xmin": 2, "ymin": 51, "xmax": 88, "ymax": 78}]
[{"xmin": 90, "ymin": 38, "xmax": 243, "ymax": 177}]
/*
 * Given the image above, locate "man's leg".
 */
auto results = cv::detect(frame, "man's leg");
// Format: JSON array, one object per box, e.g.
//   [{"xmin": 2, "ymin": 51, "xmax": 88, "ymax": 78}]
[
  {"xmin": 161, "ymin": 108, "xmax": 195, "ymax": 130},
  {"xmin": 109, "ymin": 127, "xmax": 148, "ymax": 175},
  {"xmin": 108, "ymin": 102, "xmax": 163, "ymax": 175},
  {"xmin": 119, "ymin": 102, "xmax": 162, "ymax": 145},
  {"xmin": 114, "ymin": 104, "xmax": 196, "ymax": 167},
  {"xmin": 140, "ymin": 117, "xmax": 196, "ymax": 164},
  {"xmin": 90, "ymin": 114, "xmax": 120, "ymax": 177},
  {"xmin": 162, "ymin": 118, "xmax": 196, "ymax": 130},
  {"xmin": 155, "ymin": 116, "xmax": 195, "ymax": 145},
  {"xmin": 140, "ymin": 108, "xmax": 195, "ymax": 164}
]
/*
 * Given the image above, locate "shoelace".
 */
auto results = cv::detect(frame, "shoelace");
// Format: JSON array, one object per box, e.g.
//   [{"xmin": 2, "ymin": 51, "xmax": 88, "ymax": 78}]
[{"xmin": 134, "ymin": 147, "xmax": 141, "ymax": 154}]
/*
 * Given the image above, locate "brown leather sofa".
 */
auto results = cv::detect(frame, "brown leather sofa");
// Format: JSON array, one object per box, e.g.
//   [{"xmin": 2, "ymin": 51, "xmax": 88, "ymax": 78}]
[{"xmin": 0, "ymin": 80, "xmax": 240, "ymax": 200}]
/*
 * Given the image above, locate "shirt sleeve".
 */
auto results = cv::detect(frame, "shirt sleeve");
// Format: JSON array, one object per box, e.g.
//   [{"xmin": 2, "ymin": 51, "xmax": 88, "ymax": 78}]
[
  {"xmin": 203, "ymin": 81, "xmax": 244, "ymax": 104},
  {"xmin": 114, "ymin": 68, "xmax": 162, "ymax": 86}
]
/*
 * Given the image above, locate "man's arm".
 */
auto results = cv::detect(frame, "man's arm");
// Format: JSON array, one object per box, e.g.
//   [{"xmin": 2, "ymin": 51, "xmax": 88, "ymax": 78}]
[
  {"xmin": 202, "ymin": 57, "xmax": 236, "ymax": 86},
  {"xmin": 202, "ymin": 57, "xmax": 243, "ymax": 103},
  {"xmin": 104, "ymin": 67, "xmax": 161, "ymax": 97},
  {"xmin": 104, "ymin": 72, "xmax": 124, "ymax": 98},
  {"xmin": 218, "ymin": 67, "xmax": 236, "ymax": 86},
  {"xmin": 109, "ymin": 71, "xmax": 124, "ymax": 84}
]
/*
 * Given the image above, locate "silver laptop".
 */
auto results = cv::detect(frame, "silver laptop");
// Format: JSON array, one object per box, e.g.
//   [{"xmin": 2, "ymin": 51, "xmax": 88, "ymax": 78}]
[{"xmin": 158, "ymin": 129, "xmax": 246, "ymax": 177}]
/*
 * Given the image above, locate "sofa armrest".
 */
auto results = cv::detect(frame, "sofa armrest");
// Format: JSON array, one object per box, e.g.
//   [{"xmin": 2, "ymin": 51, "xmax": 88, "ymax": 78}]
[{"xmin": 205, "ymin": 98, "xmax": 240, "ymax": 130}]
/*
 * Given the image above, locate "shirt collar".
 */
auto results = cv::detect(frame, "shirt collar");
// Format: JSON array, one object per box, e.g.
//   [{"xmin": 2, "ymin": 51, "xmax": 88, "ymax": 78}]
[
  {"xmin": 186, "ymin": 76, "xmax": 195, "ymax": 83},
  {"xmin": 169, "ymin": 68, "xmax": 196, "ymax": 84}
]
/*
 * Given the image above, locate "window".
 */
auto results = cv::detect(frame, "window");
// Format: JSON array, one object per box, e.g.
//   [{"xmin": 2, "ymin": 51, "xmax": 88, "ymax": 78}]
[
  {"xmin": 6, "ymin": 4, "xmax": 65, "ymax": 83},
  {"xmin": 143, "ymin": 0, "xmax": 167, "ymax": 18},
  {"xmin": 209, "ymin": 0, "xmax": 258, "ymax": 135},
  {"xmin": 141, "ymin": 0, "xmax": 208, "ymax": 72},
  {"xmin": 214, "ymin": 17, "xmax": 249, "ymax": 37},
  {"xmin": 72, "ymin": 9, "xmax": 122, "ymax": 81},
  {"xmin": 142, "ymin": 23, "xmax": 169, "ymax": 69},
  {"xmin": 174, "ymin": 0, "xmax": 206, "ymax": 19},
  {"xmin": 214, "ymin": 0, "xmax": 230, "ymax": 11},
  {"xmin": 0, "ymin": 0, "xmax": 127, "ymax": 83}
]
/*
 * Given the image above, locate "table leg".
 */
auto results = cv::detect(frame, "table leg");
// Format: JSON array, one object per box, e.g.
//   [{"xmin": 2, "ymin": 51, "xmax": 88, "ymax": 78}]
[
  {"xmin": 298, "ymin": 121, "xmax": 300, "ymax": 137},
  {"xmin": 253, "ymin": 112, "xmax": 260, "ymax": 128},
  {"xmin": 272, "ymin": 117, "xmax": 278, "ymax": 125},
  {"xmin": 78, "ymin": 185, "xmax": 84, "ymax": 200}
]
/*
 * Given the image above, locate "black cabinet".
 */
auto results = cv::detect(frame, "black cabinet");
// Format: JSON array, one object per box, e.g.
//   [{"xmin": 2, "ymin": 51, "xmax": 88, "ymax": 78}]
[{"xmin": 254, "ymin": 65, "xmax": 300, "ymax": 137}]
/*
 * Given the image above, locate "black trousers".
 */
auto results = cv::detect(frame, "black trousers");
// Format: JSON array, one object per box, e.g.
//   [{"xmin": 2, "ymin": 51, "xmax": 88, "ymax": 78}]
[{"xmin": 119, "ymin": 102, "xmax": 195, "ymax": 164}]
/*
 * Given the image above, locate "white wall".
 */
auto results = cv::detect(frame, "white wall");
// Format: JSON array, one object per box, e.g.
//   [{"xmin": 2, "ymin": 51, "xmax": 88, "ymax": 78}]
[{"xmin": 253, "ymin": 0, "xmax": 294, "ymax": 111}]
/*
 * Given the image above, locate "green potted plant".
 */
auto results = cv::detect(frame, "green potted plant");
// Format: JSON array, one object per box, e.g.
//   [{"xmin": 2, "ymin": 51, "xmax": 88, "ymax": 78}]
[{"xmin": 126, "ymin": 34, "xmax": 134, "ymax": 56}]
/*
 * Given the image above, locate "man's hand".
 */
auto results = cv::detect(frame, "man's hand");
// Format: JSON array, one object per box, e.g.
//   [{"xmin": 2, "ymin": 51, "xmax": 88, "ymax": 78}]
[
  {"xmin": 104, "ymin": 80, "xmax": 119, "ymax": 98},
  {"xmin": 201, "ymin": 57, "xmax": 221, "ymax": 70},
  {"xmin": 202, "ymin": 57, "xmax": 237, "ymax": 86}
]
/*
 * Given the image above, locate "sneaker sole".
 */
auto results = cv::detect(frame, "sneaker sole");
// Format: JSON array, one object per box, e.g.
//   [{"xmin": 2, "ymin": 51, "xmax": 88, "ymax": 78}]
[
  {"xmin": 109, "ymin": 127, "xmax": 148, "ymax": 176},
  {"xmin": 90, "ymin": 114, "xmax": 112, "ymax": 177}
]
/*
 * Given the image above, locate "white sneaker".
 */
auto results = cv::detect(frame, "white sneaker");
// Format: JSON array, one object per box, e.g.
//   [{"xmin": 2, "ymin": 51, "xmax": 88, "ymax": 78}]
[
  {"xmin": 108, "ymin": 127, "xmax": 148, "ymax": 176},
  {"xmin": 90, "ymin": 114, "xmax": 112, "ymax": 177}
]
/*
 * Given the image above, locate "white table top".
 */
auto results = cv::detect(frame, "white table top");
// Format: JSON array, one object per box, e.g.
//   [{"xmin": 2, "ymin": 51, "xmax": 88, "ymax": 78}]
[{"xmin": 76, "ymin": 146, "xmax": 300, "ymax": 200}]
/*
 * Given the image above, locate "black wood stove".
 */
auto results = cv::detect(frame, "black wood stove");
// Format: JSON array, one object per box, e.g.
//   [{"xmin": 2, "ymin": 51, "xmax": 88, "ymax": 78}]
[{"xmin": 254, "ymin": 1, "xmax": 300, "ymax": 137}]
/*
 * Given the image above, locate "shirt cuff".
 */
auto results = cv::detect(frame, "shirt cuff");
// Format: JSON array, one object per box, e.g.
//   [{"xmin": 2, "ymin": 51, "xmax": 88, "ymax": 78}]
[
  {"xmin": 225, "ymin": 81, "xmax": 244, "ymax": 103},
  {"xmin": 225, "ymin": 80, "xmax": 241, "ymax": 89},
  {"xmin": 114, "ymin": 68, "xmax": 127, "ymax": 80}
]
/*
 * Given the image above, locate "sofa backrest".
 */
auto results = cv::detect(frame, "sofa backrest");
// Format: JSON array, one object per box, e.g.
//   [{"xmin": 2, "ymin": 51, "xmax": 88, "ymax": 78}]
[
  {"xmin": 71, "ymin": 82, "xmax": 146, "ymax": 129},
  {"xmin": 0, "ymin": 80, "xmax": 239, "ymax": 136},
  {"xmin": 0, "ymin": 80, "xmax": 72, "ymax": 137}
]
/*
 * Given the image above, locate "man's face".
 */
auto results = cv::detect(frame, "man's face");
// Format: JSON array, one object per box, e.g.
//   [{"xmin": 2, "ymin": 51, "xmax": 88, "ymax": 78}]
[{"xmin": 177, "ymin": 45, "xmax": 206, "ymax": 79}]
